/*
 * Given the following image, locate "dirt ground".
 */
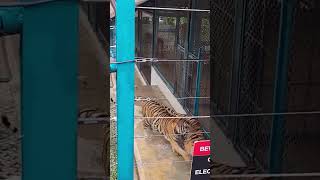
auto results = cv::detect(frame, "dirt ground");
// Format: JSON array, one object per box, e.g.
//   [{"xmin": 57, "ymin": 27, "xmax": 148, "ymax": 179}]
[{"xmin": 0, "ymin": 34, "xmax": 22, "ymax": 179}]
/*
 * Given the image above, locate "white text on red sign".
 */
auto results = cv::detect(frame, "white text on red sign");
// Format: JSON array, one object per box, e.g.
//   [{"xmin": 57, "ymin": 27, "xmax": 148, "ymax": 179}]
[
  {"xmin": 199, "ymin": 146, "xmax": 210, "ymax": 152},
  {"xmin": 195, "ymin": 169, "xmax": 210, "ymax": 175}
]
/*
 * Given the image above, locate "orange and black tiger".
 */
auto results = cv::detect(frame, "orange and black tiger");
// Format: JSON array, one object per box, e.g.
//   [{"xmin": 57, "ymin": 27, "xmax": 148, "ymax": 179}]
[
  {"xmin": 142, "ymin": 100, "xmax": 269, "ymax": 179},
  {"xmin": 141, "ymin": 100, "xmax": 206, "ymax": 161}
]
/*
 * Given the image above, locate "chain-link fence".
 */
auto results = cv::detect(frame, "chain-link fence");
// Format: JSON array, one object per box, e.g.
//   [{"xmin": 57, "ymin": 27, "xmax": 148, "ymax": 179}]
[
  {"xmin": 212, "ymin": 0, "xmax": 320, "ymax": 175},
  {"xmin": 211, "ymin": 0, "xmax": 280, "ymax": 170},
  {"xmin": 234, "ymin": 0, "xmax": 281, "ymax": 170},
  {"xmin": 282, "ymin": 0, "xmax": 320, "ymax": 173},
  {"xmin": 135, "ymin": 0, "xmax": 210, "ymax": 124},
  {"xmin": 211, "ymin": 0, "xmax": 235, "ymax": 133}
]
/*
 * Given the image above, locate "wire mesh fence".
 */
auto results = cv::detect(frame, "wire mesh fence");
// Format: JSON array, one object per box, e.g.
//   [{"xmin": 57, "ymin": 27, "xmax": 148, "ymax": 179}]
[
  {"xmin": 210, "ymin": 0, "xmax": 235, "ymax": 135},
  {"xmin": 108, "ymin": 0, "xmax": 320, "ymax": 178},
  {"xmin": 282, "ymin": 0, "xmax": 320, "ymax": 173},
  {"xmin": 132, "ymin": 4, "xmax": 212, "ymax": 171},
  {"xmin": 135, "ymin": 9, "xmax": 153, "ymax": 84},
  {"xmin": 211, "ymin": 0, "xmax": 320, "ymax": 175},
  {"xmin": 135, "ymin": 0, "xmax": 210, "ymax": 124},
  {"xmin": 233, "ymin": 0, "xmax": 281, "ymax": 171}
]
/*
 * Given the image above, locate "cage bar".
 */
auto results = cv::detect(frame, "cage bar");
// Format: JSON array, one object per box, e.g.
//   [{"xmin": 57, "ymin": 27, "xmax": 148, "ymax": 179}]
[
  {"xmin": 269, "ymin": 0, "xmax": 296, "ymax": 173},
  {"xmin": 20, "ymin": 1, "xmax": 79, "ymax": 179},
  {"xmin": 115, "ymin": 0, "xmax": 135, "ymax": 179}
]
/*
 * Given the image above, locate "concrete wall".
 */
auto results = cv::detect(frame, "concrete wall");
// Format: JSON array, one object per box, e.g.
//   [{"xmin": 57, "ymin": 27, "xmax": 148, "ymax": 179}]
[{"xmin": 150, "ymin": 66, "xmax": 187, "ymax": 114}]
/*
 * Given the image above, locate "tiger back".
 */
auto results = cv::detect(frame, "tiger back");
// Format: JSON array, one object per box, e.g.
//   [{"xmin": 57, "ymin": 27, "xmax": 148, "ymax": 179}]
[
  {"xmin": 141, "ymin": 100, "xmax": 206, "ymax": 161},
  {"xmin": 150, "ymin": 100, "xmax": 207, "ymax": 159},
  {"xmin": 141, "ymin": 100, "xmax": 183, "ymax": 143}
]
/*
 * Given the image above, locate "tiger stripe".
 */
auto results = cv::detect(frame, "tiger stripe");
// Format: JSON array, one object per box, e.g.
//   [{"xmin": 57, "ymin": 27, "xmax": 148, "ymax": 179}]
[
  {"xmin": 141, "ymin": 99, "xmax": 206, "ymax": 161},
  {"xmin": 142, "ymin": 100, "xmax": 268, "ymax": 179}
]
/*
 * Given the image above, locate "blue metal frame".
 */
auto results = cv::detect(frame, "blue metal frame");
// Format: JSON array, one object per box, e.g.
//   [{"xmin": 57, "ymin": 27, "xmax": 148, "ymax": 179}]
[
  {"xmin": 0, "ymin": 2, "xmax": 78, "ymax": 180},
  {"xmin": 269, "ymin": 0, "xmax": 295, "ymax": 173},
  {"xmin": 21, "ymin": 1, "xmax": 79, "ymax": 179},
  {"xmin": 115, "ymin": 0, "xmax": 135, "ymax": 179},
  {"xmin": 110, "ymin": 64, "xmax": 117, "ymax": 73},
  {"xmin": 1, "ymin": 1, "xmax": 78, "ymax": 179},
  {"xmin": 0, "ymin": 7, "xmax": 23, "ymax": 35},
  {"xmin": 193, "ymin": 48, "xmax": 202, "ymax": 116}
]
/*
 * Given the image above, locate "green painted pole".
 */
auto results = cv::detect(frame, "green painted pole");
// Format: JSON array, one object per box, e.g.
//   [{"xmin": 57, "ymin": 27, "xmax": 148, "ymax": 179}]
[
  {"xmin": 269, "ymin": 0, "xmax": 295, "ymax": 173},
  {"xmin": 116, "ymin": 0, "xmax": 135, "ymax": 179},
  {"xmin": 0, "ymin": 7, "xmax": 23, "ymax": 35},
  {"xmin": 21, "ymin": 1, "xmax": 78, "ymax": 179},
  {"xmin": 193, "ymin": 48, "xmax": 202, "ymax": 116}
]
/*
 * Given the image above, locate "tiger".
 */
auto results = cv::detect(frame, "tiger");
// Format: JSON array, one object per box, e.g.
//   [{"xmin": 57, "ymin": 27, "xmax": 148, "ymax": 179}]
[
  {"xmin": 141, "ymin": 99, "xmax": 206, "ymax": 161},
  {"xmin": 142, "ymin": 100, "xmax": 269, "ymax": 179}
]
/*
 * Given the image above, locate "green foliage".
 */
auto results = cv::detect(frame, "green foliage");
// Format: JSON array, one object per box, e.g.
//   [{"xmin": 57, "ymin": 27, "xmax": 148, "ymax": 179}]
[
  {"xmin": 180, "ymin": 17, "xmax": 188, "ymax": 24},
  {"xmin": 164, "ymin": 16, "xmax": 176, "ymax": 26}
]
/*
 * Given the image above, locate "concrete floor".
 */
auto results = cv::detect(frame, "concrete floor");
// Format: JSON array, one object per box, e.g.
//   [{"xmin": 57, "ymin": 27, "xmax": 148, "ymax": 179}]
[
  {"xmin": 134, "ymin": 87, "xmax": 192, "ymax": 180},
  {"xmin": 133, "ymin": 65, "xmax": 247, "ymax": 180}
]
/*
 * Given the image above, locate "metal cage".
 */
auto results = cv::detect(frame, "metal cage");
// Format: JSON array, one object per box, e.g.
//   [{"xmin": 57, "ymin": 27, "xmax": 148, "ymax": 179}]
[{"xmin": 211, "ymin": 0, "xmax": 320, "ymax": 174}]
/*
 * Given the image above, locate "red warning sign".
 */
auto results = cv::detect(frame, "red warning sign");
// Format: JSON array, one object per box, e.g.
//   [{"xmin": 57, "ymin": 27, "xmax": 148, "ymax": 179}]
[
  {"xmin": 192, "ymin": 140, "xmax": 210, "ymax": 156},
  {"xmin": 190, "ymin": 140, "xmax": 211, "ymax": 180}
]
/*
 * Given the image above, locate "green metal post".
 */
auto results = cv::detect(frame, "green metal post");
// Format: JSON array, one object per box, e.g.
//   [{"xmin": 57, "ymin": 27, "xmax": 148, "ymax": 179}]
[
  {"xmin": 21, "ymin": 1, "xmax": 78, "ymax": 179},
  {"xmin": 193, "ymin": 48, "xmax": 202, "ymax": 116},
  {"xmin": 193, "ymin": 61, "xmax": 202, "ymax": 116},
  {"xmin": 269, "ymin": 0, "xmax": 295, "ymax": 173},
  {"xmin": 0, "ymin": 7, "xmax": 23, "ymax": 83},
  {"xmin": 116, "ymin": 0, "xmax": 135, "ymax": 179},
  {"xmin": 0, "ymin": 7, "xmax": 23, "ymax": 35}
]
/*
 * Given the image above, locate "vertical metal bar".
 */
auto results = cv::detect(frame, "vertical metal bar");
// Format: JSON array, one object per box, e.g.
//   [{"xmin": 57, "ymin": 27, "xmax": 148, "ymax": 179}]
[
  {"xmin": 174, "ymin": 16, "xmax": 180, "ymax": 93},
  {"xmin": 180, "ymin": 0, "xmax": 193, "ymax": 106},
  {"xmin": 116, "ymin": 0, "xmax": 135, "ymax": 179},
  {"xmin": 175, "ymin": 16, "xmax": 180, "ymax": 48},
  {"xmin": 269, "ymin": 0, "xmax": 295, "ymax": 173},
  {"xmin": 190, "ymin": 0, "xmax": 202, "ymax": 116},
  {"xmin": 137, "ymin": 10, "xmax": 143, "ymax": 75},
  {"xmin": 188, "ymin": 0, "xmax": 196, "ymax": 54},
  {"xmin": 152, "ymin": 0, "xmax": 158, "ymax": 58},
  {"xmin": 21, "ymin": 1, "xmax": 78, "ymax": 180},
  {"xmin": 229, "ymin": 0, "xmax": 246, "ymax": 141},
  {"xmin": 193, "ymin": 49, "xmax": 202, "ymax": 116},
  {"xmin": 209, "ymin": 0, "xmax": 213, "ymax": 161},
  {"xmin": 138, "ymin": 9, "xmax": 142, "ymax": 58}
]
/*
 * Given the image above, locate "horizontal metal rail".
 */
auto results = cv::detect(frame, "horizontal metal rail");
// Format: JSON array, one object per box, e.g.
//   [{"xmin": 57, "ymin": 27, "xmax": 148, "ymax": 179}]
[{"xmin": 136, "ymin": 6, "xmax": 210, "ymax": 12}]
